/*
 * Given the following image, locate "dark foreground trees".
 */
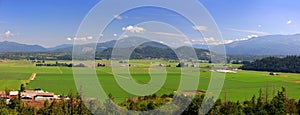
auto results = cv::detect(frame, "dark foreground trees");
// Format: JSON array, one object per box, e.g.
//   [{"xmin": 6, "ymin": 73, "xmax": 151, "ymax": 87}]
[{"xmin": 1, "ymin": 87, "xmax": 299, "ymax": 114}]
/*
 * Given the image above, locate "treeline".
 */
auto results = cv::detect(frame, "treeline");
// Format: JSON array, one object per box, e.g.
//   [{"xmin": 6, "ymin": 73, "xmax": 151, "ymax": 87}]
[
  {"xmin": 0, "ymin": 50, "xmax": 283, "ymax": 62},
  {"xmin": 240, "ymin": 56, "xmax": 300, "ymax": 73},
  {"xmin": 119, "ymin": 87, "xmax": 300, "ymax": 114},
  {"xmin": 0, "ymin": 52, "xmax": 71, "ymax": 60},
  {"xmin": 1, "ymin": 88, "xmax": 300, "ymax": 114}
]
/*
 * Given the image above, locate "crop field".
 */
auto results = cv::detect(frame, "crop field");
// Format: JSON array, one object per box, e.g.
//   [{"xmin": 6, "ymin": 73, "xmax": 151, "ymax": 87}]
[
  {"xmin": 0, "ymin": 61, "xmax": 35, "ymax": 90},
  {"xmin": 1, "ymin": 60, "xmax": 300, "ymax": 103}
]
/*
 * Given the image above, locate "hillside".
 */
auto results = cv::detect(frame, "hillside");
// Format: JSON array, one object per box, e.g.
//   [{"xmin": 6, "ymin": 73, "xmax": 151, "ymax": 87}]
[
  {"xmin": 240, "ymin": 56, "xmax": 300, "ymax": 73},
  {"xmin": 0, "ymin": 41, "xmax": 47, "ymax": 52},
  {"xmin": 98, "ymin": 45, "xmax": 210, "ymax": 60},
  {"xmin": 225, "ymin": 34, "xmax": 300, "ymax": 55}
]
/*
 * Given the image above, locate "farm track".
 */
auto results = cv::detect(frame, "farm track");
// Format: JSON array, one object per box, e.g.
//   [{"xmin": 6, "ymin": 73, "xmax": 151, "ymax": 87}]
[{"xmin": 29, "ymin": 73, "xmax": 36, "ymax": 80}]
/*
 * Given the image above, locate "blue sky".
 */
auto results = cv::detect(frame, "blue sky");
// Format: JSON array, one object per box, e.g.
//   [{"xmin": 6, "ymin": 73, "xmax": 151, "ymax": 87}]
[{"xmin": 0, "ymin": 0, "xmax": 299, "ymax": 47}]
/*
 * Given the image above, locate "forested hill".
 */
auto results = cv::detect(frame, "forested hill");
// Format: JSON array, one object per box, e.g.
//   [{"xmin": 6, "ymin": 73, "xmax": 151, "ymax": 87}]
[{"xmin": 240, "ymin": 56, "xmax": 300, "ymax": 73}]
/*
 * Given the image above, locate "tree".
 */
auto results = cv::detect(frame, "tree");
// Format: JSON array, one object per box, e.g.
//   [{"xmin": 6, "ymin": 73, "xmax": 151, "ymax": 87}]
[
  {"xmin": 9, "ymin": 98, "xmax": 22, "ymax": 110},
  {"xmin": 176, "ymin": 62, "xmax": 185, "ymax": 67},
  {"xmin": 241, "ymin": 56, "xmax": 300, "ymax": 73},
  {"xmin": 147, "ymin": 101, "xmax": 155, "ymax": 110},
  {"xmin": 270, "ymin": 87, "xmax": 287, "ymax": 114},
  {"xmin": 297, "ymin": 99, "xmax": 300, "ymax": 114},
  {"xmin": 20, "ymin": 84, "xmax": 25, "ymax": 92}
]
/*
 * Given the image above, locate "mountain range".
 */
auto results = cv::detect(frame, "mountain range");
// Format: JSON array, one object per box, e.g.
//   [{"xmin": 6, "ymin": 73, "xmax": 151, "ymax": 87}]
[
  {"xmin": 224, "ymin": 34, "xmax": 300, "ymax": 55},
  {"xmin": 0, "ymin": 34, "xmax": 300, "ymax": 55}
]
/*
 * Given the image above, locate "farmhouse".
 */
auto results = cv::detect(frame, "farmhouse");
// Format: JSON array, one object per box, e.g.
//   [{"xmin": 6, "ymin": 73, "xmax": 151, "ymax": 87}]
[
  {"xmin": 9, "ymin": 91, "xmax": 19, "ymax": 98},
  {"xmin": 34, "ymin": 93, "xmax": 56, "ymax": 101},
  {"xmin": 21, "ymin": 89, "xmax": 59, "ymax": 100}
]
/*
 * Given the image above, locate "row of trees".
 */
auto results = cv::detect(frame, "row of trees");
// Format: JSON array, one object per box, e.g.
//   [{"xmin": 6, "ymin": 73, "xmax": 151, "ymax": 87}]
[
  {"xmin": 2, "ymin": 87, "xmax": 299, "ymax": 114},
  {"xmin": 118, "ymin": 87, "xmax": 300, "ymax": 114},
  {"xmin": 240, "ymin": 56, "xmax": 300, "ymax": 73}
]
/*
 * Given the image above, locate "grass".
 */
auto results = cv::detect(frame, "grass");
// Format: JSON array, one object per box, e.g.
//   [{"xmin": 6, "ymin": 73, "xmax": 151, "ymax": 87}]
[
  {"xmin": 0, "ymin": 60, "xmax": 34, "ymax": 90},
  {"xmin": 1, "ymin": 60, "xmax": 300, "ymax": 103}
]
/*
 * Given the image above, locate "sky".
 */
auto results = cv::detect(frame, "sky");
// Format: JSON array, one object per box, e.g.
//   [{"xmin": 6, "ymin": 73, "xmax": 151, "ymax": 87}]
[{"xmin": 0, "ymin": 0, "xmax": 299, "ymax": 47}]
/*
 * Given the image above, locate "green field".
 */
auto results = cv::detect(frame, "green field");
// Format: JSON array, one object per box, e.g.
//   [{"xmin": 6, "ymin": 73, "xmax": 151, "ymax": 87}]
[
  {"xmin": 1, "ymin": 60, "xmax": 300, "ymax": 103},
  {"xmin": 0, "ymin": 61, "xmax": 34, "ymax": 90}
]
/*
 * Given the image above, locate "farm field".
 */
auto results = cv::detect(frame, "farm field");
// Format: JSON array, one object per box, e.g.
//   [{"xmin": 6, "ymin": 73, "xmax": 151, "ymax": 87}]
[
  {"xmin": 0, "ymin": 60, "xmax": 35, "ymax": 90},
  {"xmin": 1, "ymin": 60, "xmax": 300, "ymax": 103}
]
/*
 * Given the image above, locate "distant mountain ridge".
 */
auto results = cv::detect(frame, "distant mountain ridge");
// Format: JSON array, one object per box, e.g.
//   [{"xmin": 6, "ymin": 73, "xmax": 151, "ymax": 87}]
[
  {"xmin": 0, "ymin": 41, "xmax": 47, "ymax": 52},
  {"xmin": 224, "ymin": 34, "xmax": 300, "ymax": 55},
  {"xmin": 1, "ymin": 34, "xmax": 300, "ymax": 55}
]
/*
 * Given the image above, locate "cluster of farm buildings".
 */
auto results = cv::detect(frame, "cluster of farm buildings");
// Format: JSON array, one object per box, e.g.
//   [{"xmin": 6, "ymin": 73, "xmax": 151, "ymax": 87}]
[{"xmin": 0, "ymin": 89, "xmax": 63, "ymax": 103}]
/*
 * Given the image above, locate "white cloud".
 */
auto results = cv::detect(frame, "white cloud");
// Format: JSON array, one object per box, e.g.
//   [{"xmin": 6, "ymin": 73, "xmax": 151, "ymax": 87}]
[
  {"xmin": 192, "ymin": 26, "xmax": 207, "ymax": 31},
  {"xmin": 87, "ymin": 36, "xmax": 93, "ymax": 40},
  {"xmin": 0, "ymin": 30, "xmax": 13, "ymax": 39},
  {"xmin": 191, "ymin": 34, "xmax": 259, "ymax": 45},
  {"xmin": 74, "ymin": 37, "xmax": 87, "ymax": 41},
  {"xmin": 287, "ymin": 20, "xmax": 292, "ymax": 24},
  {"xmin": 66, "ymin": 36, "xmax": 93, "ymax": 41},
  {"xmin": 114, "ymin": 15, "xmax": 122, "ymax": 20},
  {"xmin": 5, "ymin": 30, "xmax": 13, "ymax": 37},
  {"xmin": 113, "ymin": 34, "xmax": 118, "ymax": 37},
  {"xmin": 192, "ymin": 37, "xmax": 228, "ymax": 45},
  {"xmin": 66, "ymin": 37, "xmax": 72, "ymax": 41},
  {"xmin": 258, "ymin": 25, "xmax": 262, "ymax": 28},
  {"xmin": 247, "ymin": 34, "xmax": 258, "ymax": 38},
  {"xmin": 230, "ymin": 34, "xmax": 258, "ymax": 43},
  {"xmin": 122, "ymin": 25, "xmax": 145, "ymax": 33}
]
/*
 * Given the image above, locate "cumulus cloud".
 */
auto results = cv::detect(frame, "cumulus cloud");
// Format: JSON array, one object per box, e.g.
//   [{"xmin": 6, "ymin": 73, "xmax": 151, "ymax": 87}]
[
  {"xmin": 113, "ymin": 34, "xmax": 118, "ymax": 37},
  {"xmin": 122, "ymin": 25, "xmax": 145, "ymax": 33},
  {"xmin": 191, "ymin": 37, "xmax": 228, "ymax": 45},
  {"xmin": 0, "ymin": 30, "xmax": 13, "ymax": 39},
  {"xmin": 229, "ymin": 35, "xmax": 258, "ymax": 43},
  {"xmin": 66, "ymin": 37, "xmax": 73, "ymax": 41},
  {"xmin": 5, "ymin": 30, "xmax": 13, "ymax": 37},
  {"xmin": 192, "ymin": 26, "xmax": 207, "ymax": 31},
  {"xmin": 191, "ymin": 34, "xmax": 259, "ymax": 45},
  {"xmin": 287, "ymin": 20, "xmax": 292, "ymax": 24},
  {"xmin": 247, "ymin": 34, "xmax": 258, "ymax": 38},
  {"xmin": 66, "ymin": 36, "xmax": 93, "ymax": 41}
]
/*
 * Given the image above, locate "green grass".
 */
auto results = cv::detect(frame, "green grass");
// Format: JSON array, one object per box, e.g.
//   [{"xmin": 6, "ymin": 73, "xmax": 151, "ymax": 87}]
[
  {"xmin": 1, "ymin": 60, "xmax": 300, "ymax": 103},
  {"xmin": 0, "ymin": 60, "xmax": 34, "ymax": 90}
]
